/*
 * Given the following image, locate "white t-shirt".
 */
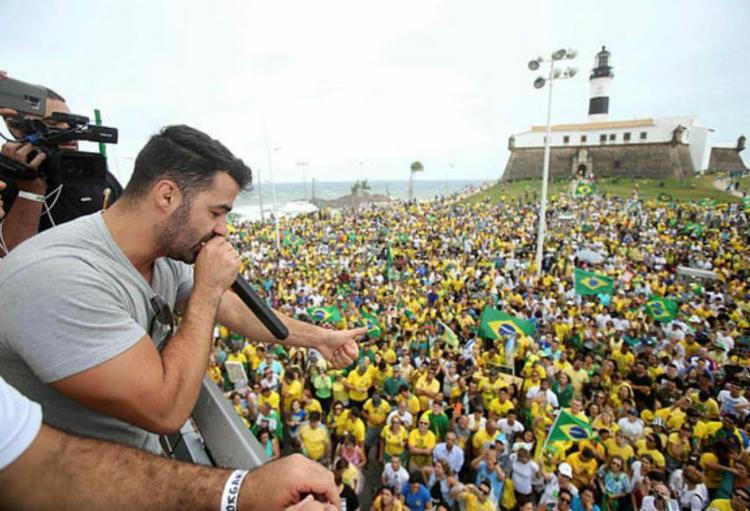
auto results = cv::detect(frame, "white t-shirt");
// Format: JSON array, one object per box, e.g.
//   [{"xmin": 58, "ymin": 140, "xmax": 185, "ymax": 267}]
[
  {"xmin": 0, "ymin": 376, "xmax": 42, "ymax": 470},
  {"xmin": 511, "ymin": 459, "xmax": 539, "ymax": 495},
  {"xmin": 498, "ymin": 418, "xmax": 525, "ymax": 437},
  {"xmin": 382, "ymin": 463, "xmax": 409, "ymax": 494}
]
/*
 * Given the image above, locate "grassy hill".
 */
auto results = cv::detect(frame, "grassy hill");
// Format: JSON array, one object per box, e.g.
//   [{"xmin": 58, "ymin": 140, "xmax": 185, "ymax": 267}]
[{"xmin": 464, "ymin": 174, "xmax": 743, "ymax": 205}]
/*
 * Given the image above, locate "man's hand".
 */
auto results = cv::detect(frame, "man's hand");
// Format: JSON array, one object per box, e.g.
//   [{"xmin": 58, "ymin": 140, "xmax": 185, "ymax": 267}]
[
  {"xmin": 243, "ymin": 454, "xmax": 340, "ymax": 511},
  {"xmin": 0, "ymin": 142, "xmax": 48, "ymax": 194},
  {"xmin": 193, "ymin": 236, "xmax": 241, "ymax": 300},
  {"xmin": 315, "ymin": 327, "xmax": 366, "ymax": 369},
  {"xmin": 285, "ymin": 495, "xmax": 338, "ymax": 511}
]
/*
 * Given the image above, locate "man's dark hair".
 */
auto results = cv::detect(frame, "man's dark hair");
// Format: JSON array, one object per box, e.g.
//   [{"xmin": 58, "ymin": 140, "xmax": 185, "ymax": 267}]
[{"xmin": 123, "ymin": 125, "xmax": 252, "ymax": 201}]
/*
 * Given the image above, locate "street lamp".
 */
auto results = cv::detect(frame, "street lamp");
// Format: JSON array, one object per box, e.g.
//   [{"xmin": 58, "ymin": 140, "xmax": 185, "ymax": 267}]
[{"xmin": 529, "ymin": 48, "xmax": 577, "ymax": 276}]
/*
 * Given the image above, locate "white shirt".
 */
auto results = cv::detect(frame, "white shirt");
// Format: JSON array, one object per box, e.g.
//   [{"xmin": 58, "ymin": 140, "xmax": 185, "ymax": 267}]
[
  {"xmin": 382, "ymin": 463, "xmax": 409, "ymax": 494},
  {"xmin": 387, "ymin": 409, "xmax": 413, "ymax": 428},
  {"xmin": 617, "ymin": 417, "xmax": 645, "ymax": 441},
  {"xmin": 526, "ymin": 387, "xmax": 559, "ymax": 408},
  {"xmin": 0, "ymin": 376, "xmax": 43, "ymax": 470},
  {"xmin": 498, "ymin": 418, "xmax": 525, "ymax": 438},
  {"xmin": 511, "ymin": 458, "xmax": 539, "ymax": 495}
]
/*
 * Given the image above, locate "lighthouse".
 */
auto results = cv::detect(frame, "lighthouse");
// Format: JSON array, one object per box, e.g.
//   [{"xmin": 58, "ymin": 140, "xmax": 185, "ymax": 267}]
[{"xmin": 588, "ymin": 46, "xmax": 614, "ymax": 121}]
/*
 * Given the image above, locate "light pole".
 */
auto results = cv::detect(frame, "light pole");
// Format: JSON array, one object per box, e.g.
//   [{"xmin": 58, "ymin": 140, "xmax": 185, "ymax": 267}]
[
  {"xmin": 529, "ymin": 48, "xmax": 578, "ymax": 276},
  {"xmin": 296, "ymin": 161, "xmax": 308, "ymax": 200},
  {"xmin": 409, "ymin": 161, "xmax": 423, "ymax": 202}
]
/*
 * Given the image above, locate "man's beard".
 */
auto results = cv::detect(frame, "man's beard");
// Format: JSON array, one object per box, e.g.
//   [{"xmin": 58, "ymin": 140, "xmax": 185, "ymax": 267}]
[{"xmin": 155, "ymin": 200, "xmax": 211, "ymax": 263}]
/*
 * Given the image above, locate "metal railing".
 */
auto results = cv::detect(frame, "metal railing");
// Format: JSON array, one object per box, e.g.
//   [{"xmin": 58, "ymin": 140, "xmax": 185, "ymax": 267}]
[{"xmin": 161, "ymin": 376, "xmax": 267, "ymax": 469}]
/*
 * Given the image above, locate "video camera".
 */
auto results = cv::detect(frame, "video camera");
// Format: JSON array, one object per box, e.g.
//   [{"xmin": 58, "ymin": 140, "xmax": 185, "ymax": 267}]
[{"xmin": 0, "ymin": 77, "xmax": 118, "ymax": 185}]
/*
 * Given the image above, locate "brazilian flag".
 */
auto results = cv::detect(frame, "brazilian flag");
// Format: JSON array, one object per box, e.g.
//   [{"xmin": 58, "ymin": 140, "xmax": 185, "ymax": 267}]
[
  {"xmin": 575, "ymin": 181, "xmax": 594, "ymax": 198},
  {"xmin": 386, "ymin": 243, "xmax": 394, "ymax": 266},
  {"xmin": 698, "ymin": 198, "xmax": 718, "ymax": 208},
  {"xmin": 359, "ymin": 308, "xmax": 383, "ymax": 338},
  {"xmin": 646, "ymin": 296, "xmax": 677, "ymax": 323},
  {"xmin": 437, "ymin": 320, "xmax": 460, "ymax": 350},
  {"xmin": 546, "ymin": 410, "xmax": 596, "ymax": 444},
  {"xmin": 478, "ymin": 307, "xmax": 536, "ymax": 339},
  {"xmin": 282, "ymin": 230, "xmax": 304, "ymax": 247},
  {"xmin": 742, "ymin": 197, "xmax": 750, "ymax": 213},
  {"xmin": 306, "ymin": 306, "xmax": 342, "ymax": 324},
  {"xmin": 574, "ymin": 268, "xmax": 614, "ymax": 296},
  {"xmin": 684, "ymin": 222, "xmax": 705, "ymax": 237},
  {"xmin": 658, "ymin": 192, "xmax": 673, "ymax": 203}
]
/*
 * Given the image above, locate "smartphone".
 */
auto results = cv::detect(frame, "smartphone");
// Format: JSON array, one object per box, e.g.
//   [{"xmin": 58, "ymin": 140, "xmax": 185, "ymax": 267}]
[{"xmin": 0, "ymin": 77, "xmax": 47, "ymax": 116}]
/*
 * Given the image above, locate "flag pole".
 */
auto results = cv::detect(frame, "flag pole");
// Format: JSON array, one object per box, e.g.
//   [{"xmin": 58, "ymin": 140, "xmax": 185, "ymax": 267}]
[{"xmin": 540, "ymin": 408, "xmax": 563, "ymax": 455}]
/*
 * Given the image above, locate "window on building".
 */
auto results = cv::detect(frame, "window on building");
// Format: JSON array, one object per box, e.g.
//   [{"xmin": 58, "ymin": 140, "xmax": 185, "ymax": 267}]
[
  {"xmin": 599, "ymin": 134, "xmax": 607, "ymax": 144},
  {"xmin": 581, "ymin": 135, "xmax": 587, "ymax": 143},
  {"xmin": 640, "ymin": 131, "xmax": 647, "ymax": 140},
  {"xmin": 563, "ymin": 135, "xmax": 570, "ymax": 144},
  {"xmin": 624, "ymin": 132, "xmax": 631, "ymax": 142},
  {"xmin": 609, "ymin": 133, "xmax": 616, "ymax": 141}
]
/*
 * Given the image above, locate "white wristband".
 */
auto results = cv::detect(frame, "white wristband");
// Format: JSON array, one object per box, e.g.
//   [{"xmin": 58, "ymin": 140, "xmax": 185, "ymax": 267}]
[
  {"xmin": 220, "ymin": 469, "xmax": 248, "ymax": 511},
  {"xmin": 17, "ymin": 190, "xmax": 45, "ymax": 203}
]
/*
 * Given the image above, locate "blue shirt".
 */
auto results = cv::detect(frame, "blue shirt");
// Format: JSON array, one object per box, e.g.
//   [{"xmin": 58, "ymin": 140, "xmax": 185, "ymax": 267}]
[
  {"xmin": 475, "ymin": 461, "xmax": 504, "ymax": 504},
  {"xmin": 401, "ymin": 483, "xmax": 431, "ymax": 511}
]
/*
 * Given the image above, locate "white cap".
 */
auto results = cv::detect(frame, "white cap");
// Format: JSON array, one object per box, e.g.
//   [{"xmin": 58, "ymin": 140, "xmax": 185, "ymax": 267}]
[{"xmin": 558, "ymin": 462, "xmax": 573, "ymax": 478}]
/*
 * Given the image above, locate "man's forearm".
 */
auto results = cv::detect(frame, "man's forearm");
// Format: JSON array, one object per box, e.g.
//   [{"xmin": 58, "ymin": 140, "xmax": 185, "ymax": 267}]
[
  {"xmin": 217, "ymin": 291, "xmax": 325, "ymax": 348},
  {"xmin": 157, "ymin": 287, "xmax": 222, "ymax": 429},
  {"xmin": 0, "ymin": 424, "xmax": 250, "ymax": 511}
]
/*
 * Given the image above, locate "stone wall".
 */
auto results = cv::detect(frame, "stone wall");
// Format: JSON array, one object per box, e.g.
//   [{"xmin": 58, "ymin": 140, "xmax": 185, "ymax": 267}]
[
  {"xmin": 502, "ymin": 142, "xmax": 695, "ymax": 181},
  {"xmin": 708, "ymin": 148, "xmax": 747, "ymax": 172}
]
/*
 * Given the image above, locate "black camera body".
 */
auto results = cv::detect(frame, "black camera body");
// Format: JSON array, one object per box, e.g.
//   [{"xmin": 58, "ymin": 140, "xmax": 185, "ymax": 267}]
[{"xmin": 0, "ymin": 112, "xmax": 118, "ymax": 185}]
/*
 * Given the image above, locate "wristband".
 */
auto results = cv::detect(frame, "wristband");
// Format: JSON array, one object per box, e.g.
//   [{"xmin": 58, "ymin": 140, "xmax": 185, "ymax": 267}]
[
  {"xmin": 220, "ymin": 469, "xmax": 248, "ymax": 511},
  {"xmin": 17, "ymin": 190, "xmax": 45, "ymax": 203}
]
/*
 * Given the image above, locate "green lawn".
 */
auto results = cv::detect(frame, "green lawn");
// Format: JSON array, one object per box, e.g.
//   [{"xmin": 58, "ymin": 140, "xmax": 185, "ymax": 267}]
[{"xmin": 465, "ymin": 175, "xmax": 743, "ymax": 205}]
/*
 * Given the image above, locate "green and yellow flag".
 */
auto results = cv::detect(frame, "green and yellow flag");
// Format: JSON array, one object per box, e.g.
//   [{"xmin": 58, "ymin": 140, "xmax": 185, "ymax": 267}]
[
  {"xmin": 359, "ymin": 308, "xmax": 383, "ymax": 338},
  {"xmin": 478, "ymin": 307, "xmax": 536, "ymax": 339},
  {"xmin": 437, "ymin": 320, "xmax": 460, "ymax": 350},
  {"xmin": 306, "ymin": 306, "xmax": 342, "ymax": 324},
  {"xmin": 575, "ymin": 181, "xmax": 594, "ymax": 198},
  {"xmin": 282, "ymin": 230, "xmax": 304, "ymax": 247},
  {"xmin": 646, "ymin": 296, "xmax": 678, "ymax": 323},
  {"xmin": 574, "ymin": 268, "xmax": 614, "ymax": 296},
  {"xmin": 546, "ymin": 410, "xmax": 596, "ymax": 444},
  {"xmin": 684, "ymin": 222, "xmax": 705, "ymax": 237},
  {"xmin": 658, "ymin": 192, "xmax": 673, "ymax": 203}
]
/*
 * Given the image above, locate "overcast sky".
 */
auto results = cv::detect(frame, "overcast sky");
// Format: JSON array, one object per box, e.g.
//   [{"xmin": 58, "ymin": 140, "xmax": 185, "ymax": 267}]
[{"xmin": 2, "ymin": 0, "xmax": 748, "ymax": 184}]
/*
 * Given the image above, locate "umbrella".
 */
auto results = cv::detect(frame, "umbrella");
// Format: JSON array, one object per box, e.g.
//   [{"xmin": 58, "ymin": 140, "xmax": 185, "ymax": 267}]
[{"xmin": 575, "ymin": 248, "xmax": 605, "ymax": 264}]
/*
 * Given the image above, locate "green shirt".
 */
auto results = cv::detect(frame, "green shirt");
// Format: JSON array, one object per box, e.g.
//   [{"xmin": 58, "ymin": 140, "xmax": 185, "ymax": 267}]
[
  {"xmin": 312, "ymin": 374, "xmax": 333, "ymax": 399},
  {"xmin": 383, "ymin": 376, "xmax": 407, "ymax": 398}
]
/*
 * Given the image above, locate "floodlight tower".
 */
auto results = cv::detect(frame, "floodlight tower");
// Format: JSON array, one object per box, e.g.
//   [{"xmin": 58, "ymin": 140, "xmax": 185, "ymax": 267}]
[{"xmin": 528, "ymin": 48, "xmax": 578, "ymax": 276}]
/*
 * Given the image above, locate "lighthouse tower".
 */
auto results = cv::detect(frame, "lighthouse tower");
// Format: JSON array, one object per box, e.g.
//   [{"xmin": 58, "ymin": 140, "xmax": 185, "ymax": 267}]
[{"xmin": 588, "ymin": 46, "xmax": 614, "ymax": 121}]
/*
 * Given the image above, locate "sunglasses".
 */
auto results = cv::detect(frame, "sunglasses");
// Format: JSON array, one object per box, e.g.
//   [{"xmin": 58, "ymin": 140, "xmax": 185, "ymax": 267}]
[{"xmin": 149, "ymin": 294, "xmax": 175, "ymax": 351}]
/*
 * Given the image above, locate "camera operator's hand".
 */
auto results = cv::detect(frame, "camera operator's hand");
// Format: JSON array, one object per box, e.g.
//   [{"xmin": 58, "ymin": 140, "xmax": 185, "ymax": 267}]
[
  {"xmin": 0, "ymin": 142, "xmax": 47, "ymax": 193},
  {"xmin": 193, "ymin": 236, "xmax": 241, "ymax": 300}
]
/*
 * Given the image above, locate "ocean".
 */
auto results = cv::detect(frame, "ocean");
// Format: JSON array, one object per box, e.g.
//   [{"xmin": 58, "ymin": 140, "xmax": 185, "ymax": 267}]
[{"xmin": 233, "ymin": 179, "xmax": 488, "ymax": 220}]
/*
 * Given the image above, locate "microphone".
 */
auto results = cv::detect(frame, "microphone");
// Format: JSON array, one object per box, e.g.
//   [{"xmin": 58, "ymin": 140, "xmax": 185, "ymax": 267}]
[{"xmin": 231, "ymin": 276, "xmax": 289, "ymax": 341}]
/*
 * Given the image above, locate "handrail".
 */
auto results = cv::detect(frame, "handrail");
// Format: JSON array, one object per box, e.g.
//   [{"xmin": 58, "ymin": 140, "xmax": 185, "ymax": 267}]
[{"xmin": 162, "ymin": 376, "xmax": 268, "ymax": 470}]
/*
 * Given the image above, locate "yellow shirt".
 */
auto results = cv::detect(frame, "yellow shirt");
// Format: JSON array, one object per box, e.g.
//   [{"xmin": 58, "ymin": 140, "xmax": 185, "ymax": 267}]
[
  {"xmin": 208, "ymin": 366, "xmax": 223, "ymax": 385},
  {"xmin": 472, "ymin": 428, "xmax": 496, "ymax": 452},
  {"xmin": 363, "ymin": 399, "xmax": 392, "ymax": 428},
  {"xmin": 464, "ymin": 493, "xmax": 496, "ymax": 511},
  {"xmin": 566, "ymin": 452, "xmax": 598, "ymax": 487},
  {"xmin": 381, "ymin": 426, "xmax": 408, "ymax": 456},
  {"xmin": 604, "ymin": 439, "xmax": 634, "ymax": 462},
  {"xmin": 304, "ymin": 398, "xmax": 323, "ymax": 417},
  {"xmin": 373, "ymin": 496, "xmax": 404, "ymax": 511},
  {"xmin": 700, "ymin": 452, "xmax": 724, "ymax": 489},
  {"xmin": 299, "ymin": 424, "xmax": 328, "ymax": 461},
  {"xmin": 479, "ymin": 377, "xmax": 507, "ymax": 405},
  {"xmin": 282, "ymin": 380, "xmax": 303, "ymax": 413},
  {"xmin": 259, "ymin": 391, "xmax": 280, "ymax": 411},
  {"xmin": 566, "ymin": 367, "xmax": 589, "ymax": 395},
  {"xmin": 612, "ymin": 351, "xmax": 635, "ymax": 374},
  {"xmin": 329, "ymin": 410, "xmax": 350, "ymax": 436},
  {"xmin": 408, "ymin": 428, "xmax": 436, "ymax": 465},
  {"xmin": 346, "ymin": 417, "xmax": 366, "ymax": 444},
  {"xmin": 488, "ymin": 397, "xmax": 514, "ymax": 418},
  {"xmin": 414, "ymin": 376, "xmax": 440, "ymax": 411},
  {"xmin": 397, "ymin": 394, "xmax": 422, "ymax": 415},
  {"xmin": 226, "ymin": 352, "xmax": 248, "ymax": 366},
  {"xmin": 346, "ymin": 370, "xmax": 372, "ymax": 402},
  {"xmin": 708, "ymin": 499, "xmax": 733, "ymax": 511}
]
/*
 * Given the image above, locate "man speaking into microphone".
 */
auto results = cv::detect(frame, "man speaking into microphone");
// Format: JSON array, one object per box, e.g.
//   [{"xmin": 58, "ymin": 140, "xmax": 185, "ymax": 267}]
[{"xmin": 0, "ymin": 125, "xmax": 364, "ymax": 462}]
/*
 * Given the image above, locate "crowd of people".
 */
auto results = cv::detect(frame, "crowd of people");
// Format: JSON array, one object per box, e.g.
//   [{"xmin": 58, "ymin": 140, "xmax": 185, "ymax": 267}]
[{"xmin": 210, "ymin": 190, "xmax": 750, "ymax": 511}]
